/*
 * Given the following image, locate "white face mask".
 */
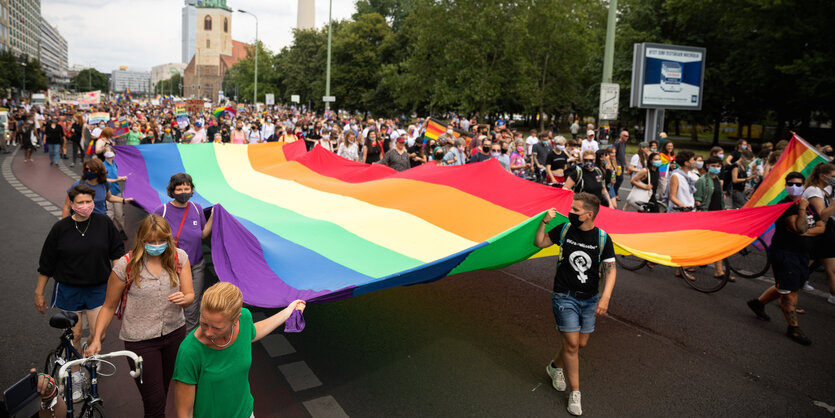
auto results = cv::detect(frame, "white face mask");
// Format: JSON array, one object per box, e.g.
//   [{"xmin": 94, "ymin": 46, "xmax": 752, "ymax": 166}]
[
  {"xmin": 694, "ymin": 161, "xmax": 704, "ymax": 169},
  {"xmin": 786, "ymin": 184, "xmax": 804, "ymax": 197}
]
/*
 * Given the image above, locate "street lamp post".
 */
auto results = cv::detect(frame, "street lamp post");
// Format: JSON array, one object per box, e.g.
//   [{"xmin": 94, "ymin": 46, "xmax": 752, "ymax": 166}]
[
  {"xmin": 238, "ymin": 9, "xmax": 258, "ymax": 106},
  {"xmin": 325, "ymin": 0, "xmax": 332, "ymax": 111},
  {"xmin": 20, "ymin": 57, "xmax": 27, "ymax": 96}
]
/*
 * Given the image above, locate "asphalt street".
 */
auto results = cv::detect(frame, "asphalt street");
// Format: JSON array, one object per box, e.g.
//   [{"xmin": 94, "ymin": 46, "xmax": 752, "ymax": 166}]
[{"xmin": 1, "ymin": 149, "xmax": 833, "ymax": 417}]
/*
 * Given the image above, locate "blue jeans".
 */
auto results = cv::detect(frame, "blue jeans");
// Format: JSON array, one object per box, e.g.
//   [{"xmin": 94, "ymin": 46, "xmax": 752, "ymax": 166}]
[
  {"xmin": 48, "ymin": 143, "xmax": 60, "ymax": 163},
  {"xmin": 552, "ymin": 292, "xmax": 600, "ymax": 334}
]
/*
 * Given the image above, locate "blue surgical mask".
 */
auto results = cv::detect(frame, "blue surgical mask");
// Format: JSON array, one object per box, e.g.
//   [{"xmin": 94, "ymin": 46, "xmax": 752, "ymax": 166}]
[
  {"xmin": 717, "ymin": 153, "xmax": 725, "ymax": 160},
  {"xmin": 144, "ymin": 242, "xmax": 168, "ymax": 256},
  {"xmin": 652, "ymin": 160, "xmax": 663, "ymax": 168},
  {"xmin": 741, "ymin": 145, "xmax": 748, "ymax": 150},
  {"xmin": 556, "ymin": 145, "xmax": 565, "ymax": 151},
  {"xmin": 708, "ymin": 167, "xmax": 721, "ymax": 175},
  {"xmin": 491, "ymin": 152, "xmax": 500, "ymax": 158}
]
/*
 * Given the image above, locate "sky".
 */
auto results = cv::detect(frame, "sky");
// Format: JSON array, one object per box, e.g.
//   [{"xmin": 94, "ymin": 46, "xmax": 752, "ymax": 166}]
[{"xmin": 41, "ymin": 0, "xmax": 356, "ymax": 73}]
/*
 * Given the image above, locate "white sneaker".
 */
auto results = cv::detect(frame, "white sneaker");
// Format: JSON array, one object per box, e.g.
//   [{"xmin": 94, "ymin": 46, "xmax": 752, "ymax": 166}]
[
  {"xmin": 71, "ymin": 371, "xmax": 83, "ymax": 402},
  {"xmin": 827, "ymin": 294, "xmax": 835, "ymax": 305},
  {"xmin": 803, "ymin": 283, "xmax": 815, "ymax": 291},
  {"xmin": 546, "ymin": 363, "xmax": 566, "ymax": 391},
  {"xmin": 567, "ymin": 391, "xmax": 582, "ymax": 416}
]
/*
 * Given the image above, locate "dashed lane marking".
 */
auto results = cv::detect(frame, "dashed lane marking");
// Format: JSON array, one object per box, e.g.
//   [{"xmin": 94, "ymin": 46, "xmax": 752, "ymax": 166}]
[
  {"xmin": 302, "ymin": 396, "xmax": 350, "ymax": 418},
  {"xmin": 260, "ymin": 333, "xmax": 296, "ymax": 357},
  {"xmin": 277, "ymin": 360, "xmax": 323, "ymax": 392}
]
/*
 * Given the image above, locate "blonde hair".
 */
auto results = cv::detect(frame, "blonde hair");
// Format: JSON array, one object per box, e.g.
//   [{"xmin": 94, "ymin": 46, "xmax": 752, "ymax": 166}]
[
  {"xmin": 128, "ymin": 214, "xmax": 179, "ymax": 288},
  {"xmin": 554, "ymin": 135, "xmax": 567, "ymax": 145},
  {"xmin": 581, "ymin": 149, "xmax": 596, "ymax": 159},
  {"xmin": 201, "ymin": 282, "xmax": 243, "ymax": 320}
]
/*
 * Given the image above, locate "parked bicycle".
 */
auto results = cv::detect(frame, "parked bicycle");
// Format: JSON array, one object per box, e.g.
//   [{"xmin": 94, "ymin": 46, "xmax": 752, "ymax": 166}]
[
  {"xmin": 45, "ymin": 310, "xmax": 143, "ymax": 418},
  {"xmin": 616, "ymin": 201, "xmax": 730, "ymax": 293}
]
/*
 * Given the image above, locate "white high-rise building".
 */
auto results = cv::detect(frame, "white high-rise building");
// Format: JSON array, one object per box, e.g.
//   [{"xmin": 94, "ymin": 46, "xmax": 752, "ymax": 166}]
[
  {"xmin": 39, "ymin": 17, "xmax": 69, "ymax": 87},
  {"xmin": 182, "ymin": 0, "xmax": 197, "ymax": 64},
  {"xmin": 111, "ymin": 68, "xmax": 150, "ymax": 94},
  {"xmin": 297, "ymin": 0, "xmax": 314, "ymax": 30}
]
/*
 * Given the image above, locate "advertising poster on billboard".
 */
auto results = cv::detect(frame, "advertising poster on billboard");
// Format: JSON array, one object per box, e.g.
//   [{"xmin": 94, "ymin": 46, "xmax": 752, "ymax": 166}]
[{"xmin": 630, "ymin": 43, "xmax": 706, "ymax": 110}]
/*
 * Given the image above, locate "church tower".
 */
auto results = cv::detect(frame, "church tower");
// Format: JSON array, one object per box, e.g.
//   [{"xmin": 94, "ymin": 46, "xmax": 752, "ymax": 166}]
[{"xmin": 195, "ymin": 0, "xmax": 233, "ymax": 66}]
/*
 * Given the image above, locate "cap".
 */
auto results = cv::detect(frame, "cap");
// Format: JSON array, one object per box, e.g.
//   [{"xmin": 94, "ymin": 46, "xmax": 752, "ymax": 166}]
[
  {"xmin": 194, "ymin": 121, "xmax": 203, "ymax": 127},
  {"xmin": 639, "ymin": 141, "xmax": 650, "ymax": 147},
  {"xmin": 586, "ymin": 130, "xmax": 595, "ymax": 137}
]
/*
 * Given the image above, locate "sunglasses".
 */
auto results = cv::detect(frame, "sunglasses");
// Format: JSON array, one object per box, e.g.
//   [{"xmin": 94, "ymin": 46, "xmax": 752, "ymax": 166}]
[{"xmin": 786, "ymin": 182, "xmax": 803, "ymax": 186}]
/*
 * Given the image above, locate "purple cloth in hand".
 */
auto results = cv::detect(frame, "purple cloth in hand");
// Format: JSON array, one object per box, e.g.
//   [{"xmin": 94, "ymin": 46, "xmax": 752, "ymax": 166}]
[{"xmin": 284, "ymin": 309, "xmax": 305, "ymax": 333}]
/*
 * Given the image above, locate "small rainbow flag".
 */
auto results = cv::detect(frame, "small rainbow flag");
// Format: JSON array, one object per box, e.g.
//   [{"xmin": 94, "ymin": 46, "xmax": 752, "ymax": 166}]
[
  {"xmin": 88, "ymin": 112, "xmax": 110, "ymax": 124},
  {"xmin": 213, "ymin": 106, "xmax": 236, "ymax": 118},
  {"xmin": 183, "ymin": 132, "xmax": 196, "ymax": 142},
  {"xmin": 422, "ymin": 118, "xmax": 461, "ymax": 142},
  {"xmin": 744, "ymin": 134, "xmax": 830, "ymax": 208}
]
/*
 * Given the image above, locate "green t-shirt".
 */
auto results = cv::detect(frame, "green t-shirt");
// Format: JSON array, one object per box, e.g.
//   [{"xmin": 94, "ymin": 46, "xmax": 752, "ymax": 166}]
[
  {"xmin": 126, "ymin": 131, "xmax": 143, "ymax": 145},
  {"xmin": 173, "ymin": 308, "xmax": 257, "ymax": 418}
]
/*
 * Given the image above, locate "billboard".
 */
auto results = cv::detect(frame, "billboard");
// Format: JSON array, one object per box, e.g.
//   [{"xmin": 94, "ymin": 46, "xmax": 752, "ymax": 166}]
[{"xmin": 630, "ymin": 43, "xmax": 706, "ymax": 110}]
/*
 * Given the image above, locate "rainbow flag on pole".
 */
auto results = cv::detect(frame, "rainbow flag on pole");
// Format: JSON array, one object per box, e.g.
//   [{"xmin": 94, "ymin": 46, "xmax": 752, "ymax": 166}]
[
  {"xmin": 744, "ymin": 134, "xmax": 830, "ymax": 208},
  {"xmin": 115, "ymin": 142, "xmax": 788, "ymax": 308}
]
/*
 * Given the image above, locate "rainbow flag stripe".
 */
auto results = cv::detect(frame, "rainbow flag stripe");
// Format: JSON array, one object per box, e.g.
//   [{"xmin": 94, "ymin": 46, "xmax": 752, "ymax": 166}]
[
  {"xmin": 115, "ymin": 142, "xmax": 789, "ymax": 307},
  {"xmin": 423, "ymin": 118, "xmax": 447, "ymax": 141},
  {"xmin": 745, "ymin": 134, "xmax": 829, "ymax": 208}
]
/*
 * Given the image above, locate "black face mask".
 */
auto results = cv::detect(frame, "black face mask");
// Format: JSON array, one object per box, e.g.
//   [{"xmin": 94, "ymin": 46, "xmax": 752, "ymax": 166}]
[
  {"xmin": 173, "ymin": 192, "xmax": 193, "ymax": 204},
  {"xmin": 568, "ymin": 212, "xmax": 584, "ymax": 227},
  {"xmin": 582, "ymin": 161, "xmax": 595, "ymax": 170},
  {"xmin": 482, "ymin": 145, "xmax": 491, "ymax": 153}
]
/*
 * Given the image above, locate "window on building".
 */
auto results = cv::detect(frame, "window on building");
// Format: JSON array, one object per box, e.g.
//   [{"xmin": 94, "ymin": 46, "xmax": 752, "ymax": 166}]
[
  {"xmin": 206, "ymin": 39, "xmax": 210, "ymax": 48},
  {"xmin": 204, "ymin": 16, "xmax": 212, "ymax": 31},
  {"xmin": 223, "ymin": 18, "xmax": 228, "ymax": 33}
]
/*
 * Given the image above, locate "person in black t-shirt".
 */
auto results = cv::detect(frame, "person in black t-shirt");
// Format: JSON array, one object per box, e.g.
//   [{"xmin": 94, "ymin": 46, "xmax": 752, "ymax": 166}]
[
  {"xmin": 563, "ymin": 150, "xmax": 615, "ymax": 209},
  {"xmin": 35, "ymin": 184, "xmax": 125, "ymax": 355},
  {"xmin": 545, "ymin": 137, "xmax": 570, "ymax": 186},
  {"xmin": 747, "ymin": 172, "xmax": 824, "ymax": 346},
  {"xmin": 534, "ymin": 193, "xmax": 616, "ymax": 416}
]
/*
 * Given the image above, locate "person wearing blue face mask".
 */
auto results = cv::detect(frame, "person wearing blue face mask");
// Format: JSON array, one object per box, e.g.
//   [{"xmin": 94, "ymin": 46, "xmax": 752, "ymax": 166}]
[
  {"xmin": 86, "ymin": 214, "xmax": 194, "ymax": 417},
  {"xmin": 62, "ymin": 158, "xmax": 133, "ymax": 218},
  {"xmin": 694, "ymin": 156, "xmax": 732, "ymax": 279}
]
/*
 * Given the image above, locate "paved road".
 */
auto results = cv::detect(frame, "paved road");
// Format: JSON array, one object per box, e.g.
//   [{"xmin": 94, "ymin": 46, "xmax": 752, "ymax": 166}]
[{"xmin": 1, "ymin": 149, "xmax": 833, "ymax": 417}]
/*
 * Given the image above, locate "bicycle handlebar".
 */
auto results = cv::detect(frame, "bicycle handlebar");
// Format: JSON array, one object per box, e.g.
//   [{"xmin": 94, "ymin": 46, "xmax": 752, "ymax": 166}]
[{"xmin": 57, "ymin": 350, "xmax": 143, "ymax": 393}]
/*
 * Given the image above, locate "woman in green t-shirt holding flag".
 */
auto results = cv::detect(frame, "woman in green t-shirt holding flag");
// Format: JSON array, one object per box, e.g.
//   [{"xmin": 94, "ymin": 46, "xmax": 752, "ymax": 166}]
[{"xmin": 173, "ymin": 282, "xmax": 306, "ymax": 418}]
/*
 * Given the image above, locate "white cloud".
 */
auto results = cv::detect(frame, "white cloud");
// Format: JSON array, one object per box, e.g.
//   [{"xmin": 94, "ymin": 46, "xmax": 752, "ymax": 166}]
[{"xmin": 41, "ymin": 0, "xmax": 356, "ymax": 73}]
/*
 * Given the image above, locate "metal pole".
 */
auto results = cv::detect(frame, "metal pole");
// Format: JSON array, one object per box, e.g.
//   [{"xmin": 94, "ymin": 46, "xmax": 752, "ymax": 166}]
[
  {"xmin": 602, "ymin": 0, "xmax": 617, "ymax": 84},
  {"xmin": 254, "ymin": 16, "xmax": 258, "ymax": 105},
  {"xmin": 325, "ymin": 0, "xmax": 332, "ymax": 111}
]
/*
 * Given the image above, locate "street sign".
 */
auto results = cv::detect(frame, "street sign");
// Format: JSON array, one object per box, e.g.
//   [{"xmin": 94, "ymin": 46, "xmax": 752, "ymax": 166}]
[
  {"xmin": 265, "ymin": 94, "xmax": 275, "ymax": 105},
  {"xmin": 291, "ymin": 94, "xmax": 300, "ymax": 103},
  {"xmin": 322, "ymin": 96, "xmax": 336, "ymax": 102},
  {"xmin": 598, "ymin": 83, "xmax": 619, "ymax": 121}
]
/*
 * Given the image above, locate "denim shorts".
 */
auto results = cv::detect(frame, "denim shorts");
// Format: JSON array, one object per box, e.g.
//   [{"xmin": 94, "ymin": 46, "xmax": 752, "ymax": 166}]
[
  {"xmin": 552, "ymin": 292, "xmax": 600, "ymax": 334},
  {"xmin": 51, "ymin": 282, "xmax": 107, "ymax": 312}
]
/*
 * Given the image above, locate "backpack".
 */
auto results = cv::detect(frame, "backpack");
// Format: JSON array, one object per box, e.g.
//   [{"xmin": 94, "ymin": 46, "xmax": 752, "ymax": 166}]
[
  {"xmin": 554, "ymin": 223, "xmax": 608, "ymax": 272},
  {"xmin": 114, "ymin": 250, "xmax": 182, "ymax": 319},
  {"xmin": 720, "ymin": 163, "xmax": 735, "ymax": 192},
  {"xmin": 572, "ymin": 166, "xmax": 604, "ymax": 193}
]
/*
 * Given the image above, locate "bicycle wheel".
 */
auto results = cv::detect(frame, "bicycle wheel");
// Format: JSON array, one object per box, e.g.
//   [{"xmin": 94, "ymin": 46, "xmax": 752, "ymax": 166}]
[
  {"xmin": 81, "ymin": 401, "xmax": 105, "ymax": 418},
  {"xmin": 680, "ymin": 260, "xmax": 729, "ymax": 293},
  {"xmin": 727, "ymin": 237, "xmax": 770, "ymax": 278},
  {"xmin": 616, "ymin": 254, "xmax": 648, "ymax": 271},
  {"xmin": 44, "ymin": 350, "xmax": 61, "ymax": 378}
]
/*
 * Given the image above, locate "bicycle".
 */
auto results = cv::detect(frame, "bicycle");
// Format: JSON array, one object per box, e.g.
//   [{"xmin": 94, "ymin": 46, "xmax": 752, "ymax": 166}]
[
  {"xmin": 615, "ymin": 200, "xmax": 730, "ymax": 293},
  {"xmin": 45, "ymin": 311, "xmax": 144, "ymax": 418},
  {"xmin": 726, "ymin": 237, "xmax": 771, "ymax": 279}
]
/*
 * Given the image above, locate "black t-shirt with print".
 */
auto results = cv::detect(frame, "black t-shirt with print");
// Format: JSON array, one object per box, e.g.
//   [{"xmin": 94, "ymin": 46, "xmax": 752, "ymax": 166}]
[
  {"xmin": 772, "ymin": 197, "xmax": 820, "ymax": 254},
  {"xmin": 549, "ymin": 224, "xmax": 615, "ymax": 294},
  {"xmin": 546, "ymin": 151, "xmax": 568, "ymax": 171}
]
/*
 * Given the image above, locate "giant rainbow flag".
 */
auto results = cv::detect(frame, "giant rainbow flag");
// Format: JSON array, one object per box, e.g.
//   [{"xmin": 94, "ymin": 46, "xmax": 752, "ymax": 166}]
[
  {"xmin": 744, "ymin": 134, "xmax": 830, "ymax": 208},
  {"xmin": 115, "ymin": 142, "xmax": 789, "ymax": 308}
]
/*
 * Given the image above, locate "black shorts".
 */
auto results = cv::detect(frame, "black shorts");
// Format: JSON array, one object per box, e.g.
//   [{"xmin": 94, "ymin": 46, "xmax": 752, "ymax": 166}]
[{"xmin": 768, "ymin": 247, "xmax": 809, "ymax": 293}]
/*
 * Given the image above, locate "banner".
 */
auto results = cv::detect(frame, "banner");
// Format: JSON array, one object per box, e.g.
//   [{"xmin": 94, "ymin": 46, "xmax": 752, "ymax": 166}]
[{"xmin": 88, "ymin": 112, "xmax": 110, "ymax": 124}]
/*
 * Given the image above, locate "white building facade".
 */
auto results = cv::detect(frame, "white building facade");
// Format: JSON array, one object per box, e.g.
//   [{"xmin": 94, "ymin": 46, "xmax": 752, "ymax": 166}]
[
  {"xmin": 182, "ymin": 0, "xmax": 196, "ymax": 64},
  {"xmin": 111, "ymin": 68, "xmax": 151, "ymax": 94},
  {"xmin": 39, "ymin": 17, "xmax": 68, "ymax": 88}
]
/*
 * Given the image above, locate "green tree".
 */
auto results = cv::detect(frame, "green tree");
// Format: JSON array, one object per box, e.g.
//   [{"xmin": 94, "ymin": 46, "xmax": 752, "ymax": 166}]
[
  {"xmin": 155, "ymin": 73, "xmax": 183, "ymax": 96},
  {"xmin": 224, "ymin": 41, "xmax": 282, "ymax": 104},
  {"xmin": 276, "ymin": 27, "xmax": 329, "ymax": 108},
  {"xmin": 70, "ymin": 68, "xmax": 109, "ymax": 93}
]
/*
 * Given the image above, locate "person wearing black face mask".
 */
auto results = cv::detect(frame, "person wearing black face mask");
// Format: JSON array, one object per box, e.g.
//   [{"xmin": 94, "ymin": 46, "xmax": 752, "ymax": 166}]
[
  {"xmin": 563, "ymin": 150, "xmax": 614, "ymax": 209},
  {"xmin": 469, "ymin": 138, "xmax": 493, "ymax": 163},
  {"xmin": 534, "ymin": 193, "xmax": 616, "ymax": 416},
  {"xmin": 153, "ymin": 173, "xmax": 215, "ymax": 332}
]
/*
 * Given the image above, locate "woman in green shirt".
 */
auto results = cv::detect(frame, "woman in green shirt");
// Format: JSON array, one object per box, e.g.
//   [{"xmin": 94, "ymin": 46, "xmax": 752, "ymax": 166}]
[{"xmin": 173, "ymin": 282, "xmax": 306, "ymax": 418}]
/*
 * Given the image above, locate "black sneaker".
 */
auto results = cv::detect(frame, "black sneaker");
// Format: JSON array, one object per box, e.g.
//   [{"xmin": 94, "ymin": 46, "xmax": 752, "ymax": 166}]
[
  {"xmin": 747, "ymin": 299, "xmax": 770, "ymax": 321},
  {"xmin": 786, "ymin": 326, "xmax": 811, "ymax": 346}
]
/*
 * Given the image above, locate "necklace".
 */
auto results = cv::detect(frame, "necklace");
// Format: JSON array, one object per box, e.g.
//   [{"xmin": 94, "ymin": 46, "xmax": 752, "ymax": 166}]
[
  {"xmin": 209, "ymin": 322, "xmax": 236, "ymax": 348},
  {"xmin": 74, "ymin": 217, "xmax": 91, "ymax": 237}
]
